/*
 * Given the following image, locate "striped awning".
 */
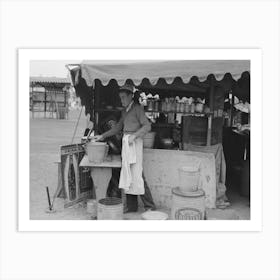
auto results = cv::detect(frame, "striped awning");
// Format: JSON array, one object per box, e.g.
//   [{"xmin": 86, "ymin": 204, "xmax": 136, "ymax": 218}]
[{"xmin": 68, "ymin": 60, "xmax": 250, "ymax": 87}]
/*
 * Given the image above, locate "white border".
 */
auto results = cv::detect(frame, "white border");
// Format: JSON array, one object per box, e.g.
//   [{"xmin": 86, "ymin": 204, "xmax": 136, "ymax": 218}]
[{"xmin": 19, "ymin": 49, "xmax": 262, "ymax": 232}]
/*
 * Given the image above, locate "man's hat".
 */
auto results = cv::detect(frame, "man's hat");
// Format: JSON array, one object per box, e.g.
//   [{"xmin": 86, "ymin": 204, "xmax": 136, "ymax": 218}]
[{"xmin": 118, "ymin": 84, "xmax": 135, "ymax": 94}]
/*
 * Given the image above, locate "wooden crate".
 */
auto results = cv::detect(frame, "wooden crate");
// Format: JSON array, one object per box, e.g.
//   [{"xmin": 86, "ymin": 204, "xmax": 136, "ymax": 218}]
[{"xmin": 182, "ymin": 116, "xmax": 223, "ymax": 146}]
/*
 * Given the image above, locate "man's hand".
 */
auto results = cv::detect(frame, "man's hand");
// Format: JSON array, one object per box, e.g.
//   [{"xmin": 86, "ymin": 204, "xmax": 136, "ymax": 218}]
[
  {"xmin": 88, "ymin": 121, "xmax": 93, "ymax": 130},
  {"xmin": 128, "ymin": 134, "xmax": 136, "ymax": 144},
  {"xmin": 92, "ymin": 135, "xmax": 104, "ymax": 142}
]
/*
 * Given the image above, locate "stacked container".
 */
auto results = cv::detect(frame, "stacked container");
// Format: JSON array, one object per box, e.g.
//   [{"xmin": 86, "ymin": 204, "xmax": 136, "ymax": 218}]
[{"xmin": 171, "ymin": 165, "xmax": 205, "ymax": 220}]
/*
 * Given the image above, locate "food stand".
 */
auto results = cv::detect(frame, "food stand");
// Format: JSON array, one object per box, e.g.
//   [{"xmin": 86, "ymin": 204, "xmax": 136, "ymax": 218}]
[{"xmin": 66, "ymin": 60, "xmax": 250, "ymax": 211}]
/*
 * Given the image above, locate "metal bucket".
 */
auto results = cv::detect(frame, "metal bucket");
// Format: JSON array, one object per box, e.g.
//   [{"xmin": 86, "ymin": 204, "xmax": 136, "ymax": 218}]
[
  {"xmin": 86, "ymin": 141, "xmax": 109, "ymax": 163},
  {"xmin": 178, "ymin": 166, "xmax": 200, "ymax": 192},
  {"xmin": 97, "ymin": 197, "xmax": 123, "ymax": 220},
  {"xmin": 171, "ymin": 187, "xmax": 205, "ymax": 220}
]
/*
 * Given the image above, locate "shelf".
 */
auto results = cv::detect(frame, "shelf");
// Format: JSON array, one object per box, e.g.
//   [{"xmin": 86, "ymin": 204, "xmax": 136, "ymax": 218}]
[
  {"xmin": 152, "ymin": 123, "xmax": 179, "ymax": 127},
  {"xmin": 94, "ymin": 108, "xmax": 212, "ymax": 117},
  {"xmin": 32, "ymin": 100, "xmax": 65, "ymax": 103},
  {"xmin": 95, "ymin": 109, "xmax": 122, "ymax": 112},
  {"xmin": 145, "ymin": 110, "xmax": 212, "ymax": 117}
]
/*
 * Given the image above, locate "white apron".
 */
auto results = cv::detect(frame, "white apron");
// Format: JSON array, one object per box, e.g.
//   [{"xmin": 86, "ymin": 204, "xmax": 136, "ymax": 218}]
[{"xmin": 119, "ymin": 135, "xmax": 145, "ymax": 195}]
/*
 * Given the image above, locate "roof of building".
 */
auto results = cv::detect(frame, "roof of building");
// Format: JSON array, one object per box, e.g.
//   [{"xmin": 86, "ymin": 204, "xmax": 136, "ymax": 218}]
[{"xmin": 30, "ymin": 76, "xmax": 71, "ymax": 85}]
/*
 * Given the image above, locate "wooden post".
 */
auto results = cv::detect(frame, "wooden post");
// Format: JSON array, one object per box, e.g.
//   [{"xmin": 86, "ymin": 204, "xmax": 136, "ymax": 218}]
[
  {"xmin": 64, "ymin": 88, "xmax": 67, "ymax": 120},
  {"xmin": 93, "ymin": 80, "xmax": 100, "ymax": 133},
  {"xmin": 209, "ymin": 82, "xmax": 214, "ymax": 113},
  {"xmin": 207, "ymin": 81, "xmax": 214, "ymax": 146},
  {"xmin": 66, "ymin": 88, "xmax": 69, "ymax": 119},
  {"xmin": 230, "ymin": 91, "xmax": 235, "ymax": 127},
  {"xmin": 55, "ymin": 102, "xmax": 59, "ymax": 119},
  {"xmin": 31, "ymin": 85, "xmax": 34, "ymax": 118},
  {"xmin": 44, "ymin": 87, "xmax": 47, "ymax": 118},
  {"xmin": 206, "ymin": 115, "xmax": 212, "ymax": 146}
]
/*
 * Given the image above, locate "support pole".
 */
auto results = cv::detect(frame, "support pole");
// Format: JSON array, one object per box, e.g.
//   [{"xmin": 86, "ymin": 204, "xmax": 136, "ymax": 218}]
[
  {"xmin": 230, "ymin": 91, "xmax": 235, "ymax": 127},
  {"xmin": 93, "ymin": 80, "xmax": 99, "ymax": 133},
  {"xmin": 44, "ymin": 87, "xmax": 47, "ymax": 118},
  {"xmin": 71, "ymin": 106, "xmax": 83, "ymax": 144},
  {"xmin": 207, "ymin": 80, "xmax": 215, "ymax": 146},
  {"xmin": 206, "ymin": 115, "xmax": 212, "ymax": 146},
  {"xmin": 31, "ymin": 85, "xmax": 34, "ymax": 118}
]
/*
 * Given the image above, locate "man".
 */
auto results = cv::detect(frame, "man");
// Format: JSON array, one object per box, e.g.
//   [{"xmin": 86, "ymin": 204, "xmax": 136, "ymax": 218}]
[{"xmin": 93, "ymin": 84, "xmax": 156, "ymax": 212}]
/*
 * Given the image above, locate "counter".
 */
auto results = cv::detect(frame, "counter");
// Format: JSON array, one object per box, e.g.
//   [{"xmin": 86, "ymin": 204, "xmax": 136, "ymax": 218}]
[
  {"xmin": 143, "ymin": 149, "xmax": 216, "ymax": 209},
  {"xmin": 79, "ymin": 155, "xmax": 121, "ymax": 202},
  {"xmin": 80, "ymin": 149, "xmax": 216, "ymax": 209}
]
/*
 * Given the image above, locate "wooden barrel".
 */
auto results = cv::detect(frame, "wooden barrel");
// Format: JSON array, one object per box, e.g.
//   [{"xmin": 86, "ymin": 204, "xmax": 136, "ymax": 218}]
[
  {"xmin": 171, "ymin": 187, "xmax": 205, "ymax": 220},
  {"xmin": 97, "ymin": 197, "xmax": 123, "ymax": 220}
]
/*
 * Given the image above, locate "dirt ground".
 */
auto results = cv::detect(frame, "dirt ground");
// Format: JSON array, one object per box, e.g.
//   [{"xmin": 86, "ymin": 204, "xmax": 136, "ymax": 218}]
[
  {"xmin": 30, "ymin": 109, "xmax": 250, "ymax": 220},
  {"xmin": 30, "ymin": 109, "xmax": 91, "ymax": 219}
]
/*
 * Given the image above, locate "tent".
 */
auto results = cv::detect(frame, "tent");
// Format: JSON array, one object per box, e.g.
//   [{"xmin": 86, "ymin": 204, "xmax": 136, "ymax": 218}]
[
  {"xmin": 66, "ymin": 60, "xmax": 250, "ymax": 204},
  {"xmin": 68, "ymin": 60, "xmax": 249, "ymax": 86},
  {"xmin": 67, "ymin": 60, "xmax": 250, "ymax": 115}
]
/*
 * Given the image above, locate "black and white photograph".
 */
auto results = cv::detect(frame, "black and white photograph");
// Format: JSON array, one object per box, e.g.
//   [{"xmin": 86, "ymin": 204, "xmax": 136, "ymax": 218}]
[
  {"xmin": 1, "ymin": 1, "xmax": 280, "ymax": 280},
  {"xmin": 27, "ymin": 56, "xmax": 252, "ymax": 222}
]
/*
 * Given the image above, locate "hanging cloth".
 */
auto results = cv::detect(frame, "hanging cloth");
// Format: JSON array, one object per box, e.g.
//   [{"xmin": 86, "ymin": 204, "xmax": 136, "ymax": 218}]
[{"xmin": 119, "ymin": 135, "xmax": 144, "ymax": 195}]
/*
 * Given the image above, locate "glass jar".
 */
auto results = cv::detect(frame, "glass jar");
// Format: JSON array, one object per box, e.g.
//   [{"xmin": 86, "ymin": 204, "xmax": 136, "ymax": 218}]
[
  {"xmin": 161, "ymin": 101, "xmax": 166, "ymax": 112},
  {"xmin": 191, "ymin": 103, "xmax": 195, "ymax": 113},
  {"xmin": 152, "ymin": 100, "xmax": 158, "ymax": 111},
  {"xmin": 204, "ymin": 106, "xmax": 210, "ymax": 114},
  {"xmin": 184, "ymin": 103, "xmax": 190, "ymax": 113},
  {"xmin": 147, "ymin": 99, "xmax": 154, "ymax": 111},
  {"xmin": 195, "ymin": 103, "xmax": 204, "ymax": 113},
  {"xmin": 180, "ymin": 103, "xmax": 185, "ymax": 113},
  {"xmin": 166, "ymin": 102, "xmax": 172, "ymax": 112},
  {"xmin": 171, "ymin": 101, "xmax": 176, "ymax": 112}
]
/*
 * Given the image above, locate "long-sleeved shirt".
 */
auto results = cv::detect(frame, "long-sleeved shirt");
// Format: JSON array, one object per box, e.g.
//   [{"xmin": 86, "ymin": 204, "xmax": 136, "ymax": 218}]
[{"xmin": 102, "ymin": 103, "xmax": 151, "ymax": 139}]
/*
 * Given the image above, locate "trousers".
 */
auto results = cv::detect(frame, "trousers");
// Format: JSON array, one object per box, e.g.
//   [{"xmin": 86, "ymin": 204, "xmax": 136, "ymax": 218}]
[
  {"xmin": 126, "ymin": 174, "xmax": 156, "ymax": 211},
  {"xmin": 106, "ymin": 171, "xmax": 155, "ymax": 211}
]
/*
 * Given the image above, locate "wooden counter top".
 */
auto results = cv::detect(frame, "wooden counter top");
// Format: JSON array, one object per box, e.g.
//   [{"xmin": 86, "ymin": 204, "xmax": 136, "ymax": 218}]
[{"xmin": 80, "ymin": 154, "xmax": 122, "ymax": 168}]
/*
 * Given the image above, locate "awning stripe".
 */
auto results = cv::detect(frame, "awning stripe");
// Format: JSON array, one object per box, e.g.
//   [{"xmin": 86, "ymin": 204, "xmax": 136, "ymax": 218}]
[{"xmin": 73, "ymin": 60, "xmax": 250, "ymax": 87}]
